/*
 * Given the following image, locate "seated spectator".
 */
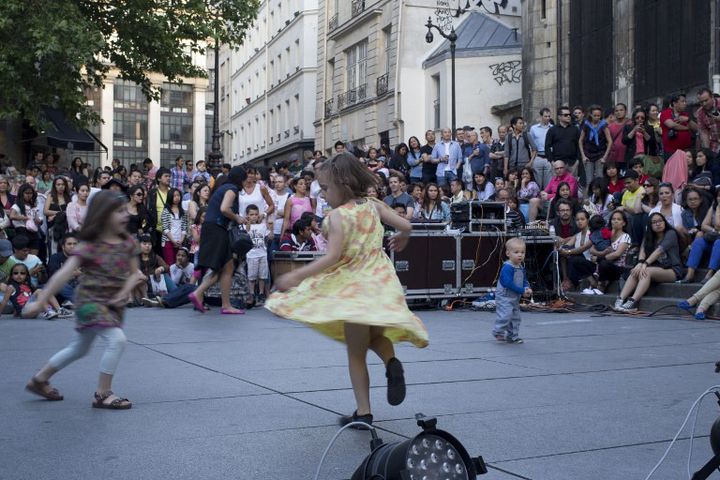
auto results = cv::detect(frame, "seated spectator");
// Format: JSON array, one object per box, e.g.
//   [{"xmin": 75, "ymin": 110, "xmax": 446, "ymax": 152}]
[
  {"xmin": 558, "ymin": 210, "xmax": 593, "ymax": 292},
  {"xmin": 133, "ymin": 234, "xmax": 169, "ymax": 307},
  {"xmin": 506, "ymin": 169, "xmax": 520, "ymax": 193},
  {"xmin": 549, "ymin": 199, "xmax": 578, "ymax": 241},
  {"xmin": 650, "ymin": 182, "xmax": 687, "ymax": 240},
  {"xmin": 629, "ymin": 158, "xmax": 649, "ymax": 185},
  {"xmin": 142, "ymin": 247, "xmax": 201, "ymax": 309},
  {"xmin": 640, "ymin": 177, "xmax": 660, "ymax": 214},
  {"xmin": 681, "ymin": 188, "xmax": 720, "ymax": 284},
  {"xmin": 688, "ymin": 149, "xmax": 718, "ymax": 204},
  {"xmin": 0, "ymin": 239, "xmax": 17, "ymax": 314},
  {"xmin": 418, "ymin": 183, "xmax": 450, "ymax": 221},
  {"xmin": 546, "ymin": 182, "xmax": 580, "ymax": 221},
  {"xmin": 300, "ymin": 212, "xmax": 327, "ymax": 252},
  {"xmin": 2, "ymin": 263, "xmax": 69, "ymax": 319},
  {"xmin": 47, "ymin": 234, "xmax": 79, "ymax": 306},
  {"xmin": 279, "ymin": 218, "xmax": 317, "ymax": 252},
  {"xmin": 516, "ymin": 167, "xmax": 540, "ymax": 220},
  {"xmin": 681, "ymin": 187, "xmax": 709, "ymax": 243},
  {"xmin": 603, "ymin": 162, "xmax": 624, "ymax": 200},
  {"xmin": 448, "ymin": 178, "xmax": 471, "ymax": 204},
  {"xmin": 10, "ymin": 235, "xmax": 45, "ymax": 287},
  {"xmin": 170, "ymin": 247, "xmax": 195, "ymax": 286},
  {"xmin": 392, "ymin": 203, "xmax": 407, "ymax": 217},
  {"xmin": 588, "ymin": 210, "xmax": 631, "ymax": 294},
  {"xmin": 495, "ymin": 188, "xmax": 525, "ymax": 231},
  {"xmin": 528, "ymin": 160, "xmax": 577, "ymax": 221},
  {"xmin": 383, "ymin": 173, "xmax": 414, "ymax": 219},
  {"xmin": 471, "ymin": 172, "xmax": 495, "ymax": 202},
  {"xmin": 585, "ymin": 178, "xmax": 614, "ymax": 221},
  {"xmin": 616, "ymin": 170, "xmax": 645, "ymax": 247},
  {"xmin": 614, "ymin": 212, "xmax": 684, "ymax": 312},
  {"xmin": 409, "ymin": 183, "xmax": 424, "ymax": 219}
]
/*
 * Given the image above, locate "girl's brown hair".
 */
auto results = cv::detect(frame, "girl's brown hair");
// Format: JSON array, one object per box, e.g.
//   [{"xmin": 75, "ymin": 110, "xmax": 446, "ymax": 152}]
[
  {"xmin": 77, "ymin": 190, "xmax": 129, "ymax": 242},
  {"xmin": 318, "ymin": 152, "xmax": 378, "ymax": 201}
]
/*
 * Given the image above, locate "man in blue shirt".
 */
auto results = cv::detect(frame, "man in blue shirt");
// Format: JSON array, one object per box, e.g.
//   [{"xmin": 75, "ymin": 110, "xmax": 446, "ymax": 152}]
[
  {"xmin": 460, "ymin": 130, "xmax": 491, "ymax": 189},
  {"xmin": 431, "ymin": 127, "xmax": 463, "ymax": 189}
]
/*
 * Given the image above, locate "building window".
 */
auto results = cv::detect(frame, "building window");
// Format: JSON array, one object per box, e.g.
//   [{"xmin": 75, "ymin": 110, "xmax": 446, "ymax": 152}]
[
  {"xmin": 160, "ymin": 82, "xmax": 193, "ymax": 166},
  {"xmin": 383, "ymin": 27, "xmax": 392, "ymax": 75},
  {"xmin": 205, "ymin": 114, "xmax": 214, "ymax": 157},
  {"xmin": 84, "ymin": 87, "xmax": 103, "ymax": 137},
  {"xmin": 346, "ymin": 40, "xmax": 368, "ymax": 90},
  {"xmin": 113, "ymin": 80, "xmax": 149, "ymax": 165},
  {"xmin": 432, "ymin": 74, "xmax": 441, "ymax": 130}
]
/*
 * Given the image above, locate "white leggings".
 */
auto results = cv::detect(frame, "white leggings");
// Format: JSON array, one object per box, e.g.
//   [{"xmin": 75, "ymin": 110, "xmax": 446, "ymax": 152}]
[{"xmin": 48, "ymin": 327, "xmax": 127, "ymax": 375}]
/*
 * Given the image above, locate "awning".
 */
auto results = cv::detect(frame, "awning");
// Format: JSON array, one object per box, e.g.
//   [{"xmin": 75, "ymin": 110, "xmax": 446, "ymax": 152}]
[{"xmin": 42, "ymin": 108, "xmax": 97, "ymax": 151}]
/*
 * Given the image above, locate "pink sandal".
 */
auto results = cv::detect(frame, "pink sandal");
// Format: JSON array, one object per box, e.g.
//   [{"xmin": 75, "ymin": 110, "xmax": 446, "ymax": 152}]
[
  {"xmin": 220, "ymin": 307, "xmax": 245, "ymax": 315},
  {"xmin": 188, "ymin": 292, "xmax": 205, "ymax": 314}
]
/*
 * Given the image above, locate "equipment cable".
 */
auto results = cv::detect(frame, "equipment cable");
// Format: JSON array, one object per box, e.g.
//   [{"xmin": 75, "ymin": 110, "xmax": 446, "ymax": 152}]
[{"xmin": 314, "ymin": 421, "xmax": 377, "ymax": 480}]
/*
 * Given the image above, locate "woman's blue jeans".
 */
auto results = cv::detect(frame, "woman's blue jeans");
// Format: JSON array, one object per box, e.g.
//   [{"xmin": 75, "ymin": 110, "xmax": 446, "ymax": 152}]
[{"xmin": 687, "ymin": 237, "xmax": 720, "ymax": 271}]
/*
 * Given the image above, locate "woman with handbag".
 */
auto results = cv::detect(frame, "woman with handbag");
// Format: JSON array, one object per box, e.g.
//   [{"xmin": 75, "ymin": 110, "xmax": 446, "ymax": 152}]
[
  {"xmin": 44, "ymin": 177, "xmax": 71, "ymax": 256},
  {"xmin": 10, "ymin": 184, "xmax": 43, "ymax": 255},
  {"xmin": 187, "ymin": 166, "xmax": 248, "ymax": 315}
]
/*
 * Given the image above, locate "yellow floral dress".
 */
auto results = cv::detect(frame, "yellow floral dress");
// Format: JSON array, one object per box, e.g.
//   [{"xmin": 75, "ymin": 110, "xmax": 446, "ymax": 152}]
[{"xmin": 265, "ymin": 199, "xmax": 429, "ymax": 347}]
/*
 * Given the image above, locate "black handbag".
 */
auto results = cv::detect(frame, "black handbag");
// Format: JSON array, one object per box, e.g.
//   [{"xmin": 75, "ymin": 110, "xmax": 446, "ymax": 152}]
[{"xmin": 228, "ymin": 225, "xmax": 253, "ymax": 259}]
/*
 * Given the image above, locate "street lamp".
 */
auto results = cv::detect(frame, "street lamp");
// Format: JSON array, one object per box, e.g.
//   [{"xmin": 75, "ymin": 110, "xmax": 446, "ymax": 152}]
[
  {"xmin": 425, "ymin": 16, "xmax": 459, "ymax": 138},
  {"xmin": 207, "ymin": 39, "xmax": 223, "ymax": 176}
]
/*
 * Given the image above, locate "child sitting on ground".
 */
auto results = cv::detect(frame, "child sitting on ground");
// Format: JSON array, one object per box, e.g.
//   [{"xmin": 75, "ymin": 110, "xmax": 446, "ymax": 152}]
[
  {"xmin": 2, "ymin": 263, "xmax": 70, "ymax": 319},
  {"xmin": 588, "ymin": 214, "xmax": 611, "ymax": 252},
  {"xmin": 245, "ymin": 204, "xmax": 272, "ymax": 307},
  {"xmin": 134, "ymin": 234, "xmax": 169, "ymax": 306},
  {"xmin": 492, "ymin": 237, "xmax": 531, "ymax": 344}
]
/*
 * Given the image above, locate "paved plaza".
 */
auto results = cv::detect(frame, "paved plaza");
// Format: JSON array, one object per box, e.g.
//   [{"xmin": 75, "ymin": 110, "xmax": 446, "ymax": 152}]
[{"xmin": 3, "ymin": 305, "xmax": 720, "ymax": 480}]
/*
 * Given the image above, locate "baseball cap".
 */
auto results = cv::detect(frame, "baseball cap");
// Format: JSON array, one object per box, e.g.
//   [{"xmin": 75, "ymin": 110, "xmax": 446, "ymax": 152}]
[{"xmin": 0, "ymin": 239, "xmax": 12, "ymax": 257}]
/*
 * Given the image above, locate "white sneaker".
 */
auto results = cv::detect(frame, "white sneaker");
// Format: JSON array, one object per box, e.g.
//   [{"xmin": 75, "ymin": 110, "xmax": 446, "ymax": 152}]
[
  {"xmin": 620, "ymin": 299, "xmax": 638, "ymax": 312},
  {"xmin": 613, "ymin": 297, "xmax": 624, "ymax": 310},
  {"xmin": 592, "ymin": 288, "xmax": 604, "ymax": 295},
  {"xmin": 141, "ymin": 297, "xmax": 161, "ymax": 308},
  {"xmin": 61, "ymin": 300, "xmax": 74, "ymax": 309},
  {"xmin": 40, "ymin": 310, "xmax": 59, "ymax": 320},
  {"xmin": 58, "ymin": 307, "xmax": 73, "ymax": 318},
  {"xmin": 581, "ymin": 288, "xmax": 596, "ymax": 295}
]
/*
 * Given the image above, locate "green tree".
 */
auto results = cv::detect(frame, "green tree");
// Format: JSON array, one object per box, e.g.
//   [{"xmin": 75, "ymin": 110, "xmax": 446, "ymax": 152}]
[{"xmin": 0, "ymin": 0, "xmax": 259, "ymax": 128}]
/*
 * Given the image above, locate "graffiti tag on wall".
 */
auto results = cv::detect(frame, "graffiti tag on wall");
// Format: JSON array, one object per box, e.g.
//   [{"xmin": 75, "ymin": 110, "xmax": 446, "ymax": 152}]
[
  {"xmin": 434, "ymin": 0, "xmax": 453, "ymax": 33},
  {"xmin": 489, "ymin": 60, "xmax": 521, "ymax": 86}
]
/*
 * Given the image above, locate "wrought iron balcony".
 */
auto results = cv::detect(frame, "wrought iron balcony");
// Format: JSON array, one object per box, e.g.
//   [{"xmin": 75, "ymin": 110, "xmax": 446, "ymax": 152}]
[
  {"xmin": 293, "ymin": 125, "xmax": 300, "ymax": 134},
  {"xmin": 324, "ymin": 99, "xmax": 334, "ymax": 117},
  {"xmin": 337, "ymin": 84, "xmax": 367, "ymax": 110},
  {"xmin": 284, "ymin": 129, "xmax": 290, "ymax": 138},
  {"xmin": 376, "ymin": 73, "xmax": 389, "ymax": 96},
  {"xmin": 328, "ymin": 13, "xmax": 338, "ymax": 32},
  {"xmin": 351, "ymin": 0, "xmax": 365, "ymax": 16}
]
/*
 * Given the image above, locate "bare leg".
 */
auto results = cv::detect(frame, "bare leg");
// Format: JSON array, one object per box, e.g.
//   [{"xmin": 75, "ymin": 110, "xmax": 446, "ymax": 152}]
[
  {"xmin": 34, "ymin": 365, "xmax": 58, "ymax": 383},
  {"xmin": 619, "ymin": 273, "xmax": 639, "ymax": 300},
  {"xmin": 528, "ymin": 198, "xmax": 541, "ymax": 222},
  {"xmin": 369, "ymin": 326, "xmax": 394, "ymax": 364},
  {"xmin": 344, "ymin": 322, "xmax": 372, "ymax": 416},
  {"xmin": 192, "ymin": 269, "xmax": 221, "ymax": 303},
  {"xmin": 219, "ymin": 260, "xmax": 235, "ymax": 310}
]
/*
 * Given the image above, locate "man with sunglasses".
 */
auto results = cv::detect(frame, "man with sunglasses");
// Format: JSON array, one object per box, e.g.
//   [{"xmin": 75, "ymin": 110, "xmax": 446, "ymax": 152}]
[{"xmin": 545, "ymin": 106, "xmax": 581, "ymax": 179}]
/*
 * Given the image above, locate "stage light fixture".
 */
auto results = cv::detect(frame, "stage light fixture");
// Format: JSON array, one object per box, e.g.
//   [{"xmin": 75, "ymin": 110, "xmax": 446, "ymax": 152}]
[{"xmin": 351, "ymin": 414, "xmax": 487, "ymax": 480}]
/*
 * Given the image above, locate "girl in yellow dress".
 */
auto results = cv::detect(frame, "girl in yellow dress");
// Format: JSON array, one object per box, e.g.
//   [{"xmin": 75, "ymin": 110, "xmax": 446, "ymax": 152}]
[{"xmin": 266, "ymin": 153, "xmax": 428, "ymax": 428}]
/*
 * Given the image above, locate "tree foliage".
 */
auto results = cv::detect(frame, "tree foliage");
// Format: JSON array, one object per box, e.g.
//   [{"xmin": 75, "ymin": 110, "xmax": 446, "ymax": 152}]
[{"xmin": 0, "ymin": 0, "xmax": 259, "ymax": 128}]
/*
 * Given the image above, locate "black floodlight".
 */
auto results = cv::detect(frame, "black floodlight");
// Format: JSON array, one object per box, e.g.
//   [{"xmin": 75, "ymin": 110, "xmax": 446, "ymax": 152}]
[{"xmin": 351, "ymin": 414, "xmax": 487, "ymax": 480}]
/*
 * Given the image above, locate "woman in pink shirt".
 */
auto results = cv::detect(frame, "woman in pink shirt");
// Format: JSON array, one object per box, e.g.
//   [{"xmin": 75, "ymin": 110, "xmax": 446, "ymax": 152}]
[{"xmin": 281, "ymin": 177, "xmax": 315, "ymax": 235}]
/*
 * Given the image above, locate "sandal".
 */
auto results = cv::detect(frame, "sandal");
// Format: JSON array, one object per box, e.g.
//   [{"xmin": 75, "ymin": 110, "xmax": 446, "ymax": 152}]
[
  {"xmin": 25, "ymin": 377, "xmax": 63, "ymax": 401},
  {"xmin": 385, "ymin": 357, "xmax": 406, "ymax": 406},
  {"xmin": 221, "ymin": 307, "xmax": 245, "ymax": 315},
  {"xmin": 338, "ymin": 410, "xmax": 373, "ymax": 430},
  {"xmin": 188, "ymin": 292, "xmax": 205, "ymax": 314},
  {"xmin": 92, "ymin": 390, "xmax": 132, "ymax": 410}
]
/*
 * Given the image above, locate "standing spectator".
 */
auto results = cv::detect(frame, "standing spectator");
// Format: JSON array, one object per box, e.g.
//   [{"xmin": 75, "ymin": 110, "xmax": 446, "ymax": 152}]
[
  {"xmin": 608, "ymin": 103, "xmax": 630, "ymax": 168},
  {"xmin": 647, "ymin": 103, "xmax": 665, "ymax": 157},
  {"xmin": 187, "ymin": 183, "xmax": 210, "ymax": 225},
  {"xmin": 492, "ymin": 237, "xmax": 531, "ymax": 344},
  {"xmin": 127, "ymin": 169, "xmax": 144, "ymax": 188},
  {"xmin": 462, "ymin": 130, "xmax": 490, "ymax": 189},
  {"xmin": 431, "ymin": 127, "xmax": 462, "ymax": 188},
  {"xmin": 143, "ymin": 157, "xmax": 158, "ymax": 190},
  {"xmin": 528, "ymin": 108, "xmax": 553, "ymax": 189},
  {"xmin": 170, "ymin": 156, "xmax": 188, "ymax": 191},
  {"xmin": 281, "ymin": 178, "xmax": 312, "ymax": 235},
  {"xmin": 579, "ymin": 105, "xmax": 612, "ymax": 184},
  {"xmin": 660, "ymin": 93, "xmax": 697, "ymax": 157},
  {"xmin": 147, "ymin": 167, "xmax": 171, "ymax": 253},
  {"xmin": 334, "ymin": 141, "xmax": 346, "ymax": 154},
  {"xmin": 0, "ymin": 175, "xmax": 15, "ymax": 213},
  {"xmin": 192, "ymin": 160, "xmax": 212, "ymax": 186},
  {"xmin": 44, "ymin": 177, "xmax": 71, "ymax": 256},
  {"xmin": 696, "ymin": 88, "xmax": 720, "ymax": 154},
  {"xmin": 66, "ymin": 184, "xmax": 89, "ymax": 233},
  {"xmin": 489, "ymin": 125, "xmax": 508, "ymax": 180},
  {"xmin": 406, "ymin": 136, "xmax": 424, "ymax": 184},
  {"xmin": 621, "ymin": 108, "xmax": 657, "ymax": 165},
  {"xmin": 125, "ymin": 185, "xmax": 150, "ymax": 238},
  {"xmin": 420, "ymin": 129, "xmax": 437, "ymax": 184},
  {"xmin": 244, "ymin": 204, "xmax": 272, "ymax": 307},
  {"xmin": 503, "ymin": 117, "xmax": 537, "ymax": 177},
  {"xmin": 572, "ymin": 105, "xmax": 585, "ymax": 127},
  {"xmin": 383, "ymin": 173, "xmax": 414, "ymax": 220},
  {"xmin": 160, "ymin": 188, "xmax": 188, "ymax": 265},
  {"xmin": 183, "ymin": 159, "xmax": 195, "ymax": 191},
  {"xmin": 269, "ymin": 175, "xmax": 290, "ymax": 251},
  {"xmin": 545, "ymin": 106, "xmax": 581, "ymax": 178},
  {"xmin": 69, "ymin": 157, "xmax": 89, "ymax": 186},
  {"xmin": 614, "ymin": 213, "xmax": 684, "ymax": 312}
]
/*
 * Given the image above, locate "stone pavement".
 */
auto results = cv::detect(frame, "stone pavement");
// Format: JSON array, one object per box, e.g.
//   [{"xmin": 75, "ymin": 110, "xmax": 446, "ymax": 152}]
[{"xmin": 2, "ymin": 305, "xmax": 720, "ymax": 480}]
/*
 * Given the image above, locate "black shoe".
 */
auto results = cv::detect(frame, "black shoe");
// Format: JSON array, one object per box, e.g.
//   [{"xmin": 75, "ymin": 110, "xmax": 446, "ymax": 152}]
[
  {"xmin": 256, "ymin": 294, "xmax": 266, "ymax": 307},
  {"xmin": 386, "ymin": 357, "xmax": 406, "ymax": 406},
  {"xmin": 338, "ymin": 410, "xmax": 373, "ymax": 430}
]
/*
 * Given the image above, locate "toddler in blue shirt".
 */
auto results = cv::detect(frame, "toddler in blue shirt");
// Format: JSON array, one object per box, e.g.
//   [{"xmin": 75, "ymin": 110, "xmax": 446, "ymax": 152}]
[{"xmin": 492, "ymin": 237, "xmax": 532, "ymax": 344}]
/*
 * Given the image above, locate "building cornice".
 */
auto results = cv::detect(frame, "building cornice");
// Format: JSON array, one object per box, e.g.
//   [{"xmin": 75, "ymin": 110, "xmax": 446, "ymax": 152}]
[{"xmin": 328, "ymin": 8, "xmax": 383, "ymax": 41}]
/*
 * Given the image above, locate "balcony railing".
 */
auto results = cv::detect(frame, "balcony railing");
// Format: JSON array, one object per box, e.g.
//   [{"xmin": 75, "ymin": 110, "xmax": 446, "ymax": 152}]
[
  {"xmin": 284, "ymin": 129, "xmax": 290, "ymax": 138},
  {"xmin": 324, "ymin": 99, "xmax": 334, "ymax": 117},
  {"xmin": 376, "ymin": 73, "xmax": 389, "ymax": 96},
  {"xmin": 337, "ymin": 84, "xmax": 367, "ymax": 110},
  {"xmin": 293, "ymin": 125, "xmax": 300, "ymax": 134},
  {"xmin": 351, "ymin": 0, "xmax": 366, "ymax": 16},
  {"xmin": 328, "ymin": 13, "xmax": 338, "ymax": 32}
]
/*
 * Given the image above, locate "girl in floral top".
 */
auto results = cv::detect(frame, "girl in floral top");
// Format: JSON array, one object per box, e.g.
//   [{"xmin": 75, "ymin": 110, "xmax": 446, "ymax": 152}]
[{"xmin": 24, "ymin": 191, "xmax": 146, "ymax": 410}]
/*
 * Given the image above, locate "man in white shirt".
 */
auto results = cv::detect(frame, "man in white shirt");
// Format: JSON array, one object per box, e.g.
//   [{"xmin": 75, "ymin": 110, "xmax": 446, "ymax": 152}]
[
  {"xmin": 431, "ymin": 127, "xmax": 463, "ymax": 189},
  {"xmin": 528, "ymin": 107, "xmax": 554, "ymax": 189}
]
